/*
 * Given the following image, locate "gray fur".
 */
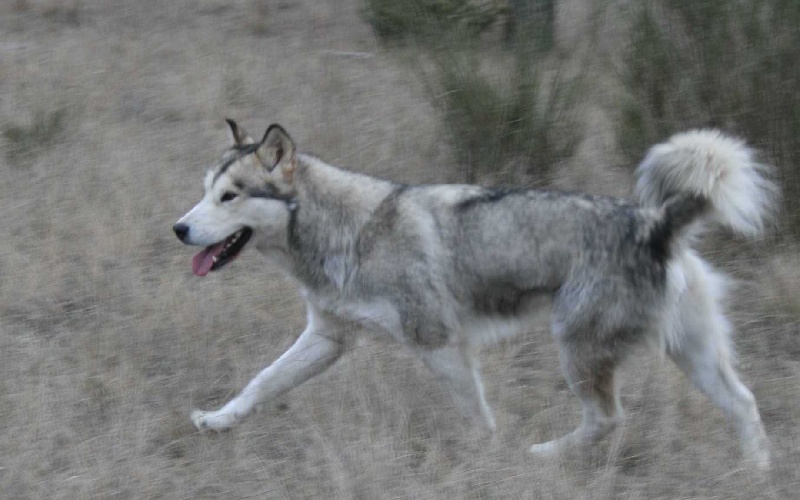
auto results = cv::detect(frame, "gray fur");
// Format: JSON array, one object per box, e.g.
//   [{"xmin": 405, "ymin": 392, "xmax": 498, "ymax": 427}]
[
  {"xmin": 176, "ymin": 124, "xmax": 774, "ymax": 470},
  {"xmin": 286, "ymin": 176, "xmax": 670, "ymax": 351}
]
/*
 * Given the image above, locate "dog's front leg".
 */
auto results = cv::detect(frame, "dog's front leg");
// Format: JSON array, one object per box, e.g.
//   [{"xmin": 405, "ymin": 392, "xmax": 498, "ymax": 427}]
[
  {"xmin": 191, "ymin": 308, "xmax": 346, "ymax": 432},
  {"xmin": 420, "ymin": 343, "xmax": 496, "ymax": 434}
]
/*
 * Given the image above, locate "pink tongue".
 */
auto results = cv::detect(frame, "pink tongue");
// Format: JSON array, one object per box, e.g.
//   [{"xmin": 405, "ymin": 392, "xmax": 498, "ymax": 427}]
[{"xmin": 191, "ymin": 242, "xmax": 226, "ymax": 276}]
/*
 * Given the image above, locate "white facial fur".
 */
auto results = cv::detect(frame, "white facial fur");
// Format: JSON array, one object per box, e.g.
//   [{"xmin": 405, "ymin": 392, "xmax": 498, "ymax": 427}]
[{"xmin": 176, "ymin": 167, "xmax": 290, "ymax": 249}]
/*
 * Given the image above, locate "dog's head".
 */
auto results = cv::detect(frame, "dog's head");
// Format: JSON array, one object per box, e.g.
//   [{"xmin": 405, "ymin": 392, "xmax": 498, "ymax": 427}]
[{"xmin": 173, "ymin": 120, "xmax": 297, "ymax": 276}]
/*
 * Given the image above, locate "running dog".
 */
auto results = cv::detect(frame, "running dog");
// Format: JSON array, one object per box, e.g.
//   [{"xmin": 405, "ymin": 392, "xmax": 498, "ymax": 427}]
[{"xmin": 174, "ymin": 121, "xmax": 775, "ymax": 469}]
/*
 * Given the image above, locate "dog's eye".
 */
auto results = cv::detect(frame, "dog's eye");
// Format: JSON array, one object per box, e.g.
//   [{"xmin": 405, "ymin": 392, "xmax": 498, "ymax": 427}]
[{"xmin": 220, "ymin": 191, "xmax": 238, "ymax": 203}]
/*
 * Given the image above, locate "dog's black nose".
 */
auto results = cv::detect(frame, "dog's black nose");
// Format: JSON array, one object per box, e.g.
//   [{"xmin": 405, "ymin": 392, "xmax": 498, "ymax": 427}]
[{"xmin": 173, "ymin": 223, "xmax": 190, "ymax": 242}]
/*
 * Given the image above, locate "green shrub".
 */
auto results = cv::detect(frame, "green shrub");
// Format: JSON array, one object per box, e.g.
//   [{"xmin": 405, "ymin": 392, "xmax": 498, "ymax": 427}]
[
  {"xmin": 506, "ymin": 0, "xmax": 555, "ymax": 52},
  {"xmin": 363, "ymin": 0, "xmax": 585, "ymax": 184},
  {"xmin": 620, "ymin": 0, "xmax": 800, "ymax": 233},
  {"xmin": 361, "ymin": 0, "xmax": 501, "ymax": 44},
  {"xmin": 423, "ymin": 37, "xmax": 583, "ymax": 183},
  {"xmin": 3, "ymin": 108, "xmax": 68, "ymax": 164}
]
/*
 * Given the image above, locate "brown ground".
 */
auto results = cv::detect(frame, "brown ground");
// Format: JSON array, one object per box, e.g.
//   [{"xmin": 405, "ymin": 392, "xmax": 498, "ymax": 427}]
[{"xmin": 1, "ymin": 1, "xmax": 798, "ymax": 498}]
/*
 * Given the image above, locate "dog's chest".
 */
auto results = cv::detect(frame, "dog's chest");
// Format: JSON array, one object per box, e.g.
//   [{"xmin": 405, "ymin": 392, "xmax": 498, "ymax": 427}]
[{"xmin": 313, "ymin": 294, "xmax": 405, "ymax": 341}]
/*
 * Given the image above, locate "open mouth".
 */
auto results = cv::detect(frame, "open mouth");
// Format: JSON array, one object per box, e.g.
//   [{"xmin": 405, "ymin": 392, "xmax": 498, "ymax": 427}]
[{"xmin": 191, "ymin": 227, "xmax": 252, "ymax": 276}]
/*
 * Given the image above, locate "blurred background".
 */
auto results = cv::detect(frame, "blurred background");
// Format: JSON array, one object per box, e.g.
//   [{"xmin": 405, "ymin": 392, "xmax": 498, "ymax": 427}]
[{"xmin": 0, "ymin": 0, "xmax": 798, "ymax": 497}]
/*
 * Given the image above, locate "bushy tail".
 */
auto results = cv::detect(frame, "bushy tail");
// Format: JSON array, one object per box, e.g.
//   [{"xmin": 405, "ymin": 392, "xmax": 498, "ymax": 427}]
[{"xmin": 635, "ymin": 129, "xmax": 778, "ymax": 238}]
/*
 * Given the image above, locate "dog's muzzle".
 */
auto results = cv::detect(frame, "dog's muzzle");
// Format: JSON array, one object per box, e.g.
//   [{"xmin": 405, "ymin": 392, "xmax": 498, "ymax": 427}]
[{"xmin": 173, "ymin": 223, "xmax": 190, "ymax": 242}]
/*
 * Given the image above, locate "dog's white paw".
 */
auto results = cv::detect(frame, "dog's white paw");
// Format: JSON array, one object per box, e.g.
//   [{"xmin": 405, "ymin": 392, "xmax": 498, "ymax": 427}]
[
  {"xmin": 529, "ymin": 440, "xmax": 560, "ymax": 456},
  {"xmin": 190, "ymin": 409, "xmax": 209, "ymax": 431},
  {"xmin": 741, "ymin": 425, "xmax": 771, "ymax": 472},
  {"xmin": 746, "ymin": 443, "xmax": 771, "ymax": 472},
  {"xmin": 191, "ymin": 409, "xmax": 237, "ymax": 432},
  {"xmin": 752, "ymin": 450, "xmax": 771, "ymax": 473}
]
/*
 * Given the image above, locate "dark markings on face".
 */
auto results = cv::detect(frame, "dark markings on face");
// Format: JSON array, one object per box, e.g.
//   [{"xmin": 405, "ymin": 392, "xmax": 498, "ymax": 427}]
[
  {"xmin": 246, "ymin": 183, "xmax": 295, "ymax": 202},
  {"xmin": 213, "ymin": 143, "xmax": 261, "ymax": 184}
]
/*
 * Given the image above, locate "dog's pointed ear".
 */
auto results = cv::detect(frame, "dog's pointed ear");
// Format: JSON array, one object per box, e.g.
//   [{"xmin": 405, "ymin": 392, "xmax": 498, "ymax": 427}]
[
  {"xmin": 257, "ymin": 124, "xmax": 296, "ymax": 175},
  {"xmin": 225, "ymin": 118, "xmax": 256, "ymax": 147}
]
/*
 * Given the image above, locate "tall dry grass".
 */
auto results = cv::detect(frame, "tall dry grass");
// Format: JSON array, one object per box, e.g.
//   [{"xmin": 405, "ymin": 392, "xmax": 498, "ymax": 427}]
[{"xmin": 0, "ymin": 0, "xmax": 798, "ymax": 498}]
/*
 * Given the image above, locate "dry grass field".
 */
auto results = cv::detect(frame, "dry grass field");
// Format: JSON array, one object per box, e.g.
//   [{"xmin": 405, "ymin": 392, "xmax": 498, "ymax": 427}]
[{"xmin": 1, "ymin": 0, "xmax": 799, "ymax": 498}]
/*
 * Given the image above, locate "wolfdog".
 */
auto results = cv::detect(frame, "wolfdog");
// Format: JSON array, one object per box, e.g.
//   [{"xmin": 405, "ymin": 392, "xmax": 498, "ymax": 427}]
[{"xmin": 174, "ymin": 121, "xmax": 776, "ymax": 469}]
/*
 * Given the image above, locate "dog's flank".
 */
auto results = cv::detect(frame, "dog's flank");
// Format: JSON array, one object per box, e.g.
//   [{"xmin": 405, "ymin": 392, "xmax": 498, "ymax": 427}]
[{"xmin": 175, "ymin": 123, "xmax": 776, "ymax": 470}]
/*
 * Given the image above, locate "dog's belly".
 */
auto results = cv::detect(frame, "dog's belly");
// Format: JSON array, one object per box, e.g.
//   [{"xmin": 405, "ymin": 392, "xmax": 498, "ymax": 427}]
[
  {"xmin": 312, "ymin": 288, "xmax": 552, "ymax": 349},
  {"xmin": 462, "ymin": 293, "xmax": 552, "ymax": 345}
]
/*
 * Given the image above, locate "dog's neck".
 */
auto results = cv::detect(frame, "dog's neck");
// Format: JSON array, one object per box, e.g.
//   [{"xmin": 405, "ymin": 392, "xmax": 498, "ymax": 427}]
[{"xmin": 284, "ymin": 154, "xmax": 395, "ymax": 291}]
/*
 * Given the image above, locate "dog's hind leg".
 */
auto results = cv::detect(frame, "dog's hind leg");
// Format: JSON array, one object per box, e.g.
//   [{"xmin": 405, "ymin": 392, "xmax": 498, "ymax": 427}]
[
  {"xmin": 191, "ymin": 305, "xmax": 346, "ymax": 432},
  {"xmin": 530, "ymin": 344, "xmax": 623, "ymax": 455},
  {"xmin": 420, "ymin": 343, "xmax": 496, "ymax": 434},
  {"xmin": 667, "ymin": 298, "xmax": 770, "ymax": 469},
  {"xmin": 664, "ymin": 257, "xmax": 770, "ymax": 470}
]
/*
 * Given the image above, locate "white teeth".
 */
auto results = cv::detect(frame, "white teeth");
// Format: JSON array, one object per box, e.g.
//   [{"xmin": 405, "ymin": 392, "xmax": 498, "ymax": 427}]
[
  {"xmin": 226, "ymin": 231, "xmax": 241, "ymax": 248},
  {"xmin": 214, "ymin": 231, "xmax": 244, "ymax": 261}
]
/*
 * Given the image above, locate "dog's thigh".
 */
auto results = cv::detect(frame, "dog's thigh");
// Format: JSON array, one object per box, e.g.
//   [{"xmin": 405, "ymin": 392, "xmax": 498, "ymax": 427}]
[
  {"xmin": 665, "ymin": 258, "xmax": 769, "ymax": 469},
  {"xmin": 668, "ymin": 309, "xmax": 769, "ymax": 469},
  {"xmin": 420, "ymin": 344, "xmax": 496, "ymax": 433}
]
